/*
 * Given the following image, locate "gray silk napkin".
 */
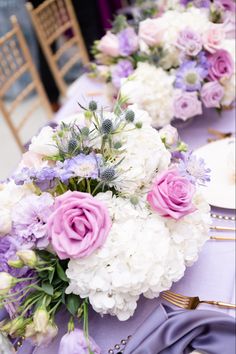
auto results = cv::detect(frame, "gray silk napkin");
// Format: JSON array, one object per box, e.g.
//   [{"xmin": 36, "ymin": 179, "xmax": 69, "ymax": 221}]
[{"xmin": 124, "ymin": 304, "xmax": 236, "ymax": 354}]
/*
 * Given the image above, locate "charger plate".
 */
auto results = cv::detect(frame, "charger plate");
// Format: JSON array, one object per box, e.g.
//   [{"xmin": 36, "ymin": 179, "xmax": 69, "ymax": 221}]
[{"xmin": 194, "ymin": 137, "xmax": 235, "ymax": 209}]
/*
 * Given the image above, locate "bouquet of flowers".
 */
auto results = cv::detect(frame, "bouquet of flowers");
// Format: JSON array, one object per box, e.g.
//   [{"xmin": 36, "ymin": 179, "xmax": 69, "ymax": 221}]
[
  {"xmin": 0, "ymin": 100, "xmax": 210, "ymax": 352},
  {"xmin": 91, "ymin": 3, "xmax": 235, "ymax": 127}
]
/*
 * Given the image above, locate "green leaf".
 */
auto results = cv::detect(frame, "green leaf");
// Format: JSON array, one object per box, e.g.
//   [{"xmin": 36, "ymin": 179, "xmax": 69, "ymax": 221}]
[
  {"xmin": 56, "ymin": 262, "xmax": 68, "ymax": 282},
  {"xmin": 49, "ymin": 268, "xmax": 55, "ymax": 284},
  {"xmin": 42, "ymin": 282, "xmax": 54, "ymax": 296},
  {"xmin": 66, "ymin": 294, "xmax": 80, "ymax": 316}
]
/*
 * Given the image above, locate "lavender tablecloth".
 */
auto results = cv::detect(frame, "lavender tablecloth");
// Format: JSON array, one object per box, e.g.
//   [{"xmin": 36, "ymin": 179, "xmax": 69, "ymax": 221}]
[{"xmin": 15, "ymin": 75, "xmax": 236, "ymax": 353}]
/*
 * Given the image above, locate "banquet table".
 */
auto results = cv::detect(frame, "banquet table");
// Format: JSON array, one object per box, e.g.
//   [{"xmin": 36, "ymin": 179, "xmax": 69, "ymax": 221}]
[{"xmin": 5, "ymin": 74, "xmax": 236, "ymax": 353}]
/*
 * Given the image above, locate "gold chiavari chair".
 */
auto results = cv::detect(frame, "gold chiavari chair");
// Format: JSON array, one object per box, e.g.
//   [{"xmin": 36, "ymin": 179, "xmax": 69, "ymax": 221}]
[
  {"xmin": 0, "ymin": 16, "xmax": 53, "ymax": 152},
  {"xmin": 26, "ymin": 0, "xmax": 89, "ymax": 97}
]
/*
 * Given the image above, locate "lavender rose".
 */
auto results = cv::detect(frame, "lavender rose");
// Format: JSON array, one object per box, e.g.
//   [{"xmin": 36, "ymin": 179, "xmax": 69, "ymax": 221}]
[
  {"xmin": 174, "ymin": 91, "xmax": 202, "ymax": 121},
  {"xmin": 47, "ymin": 191, "xmax": 111, "ymax": 260},
  {"xmin": 208, "ymin": 49, "xmax": 233, "ymax": 80},
  {"xmin": 97, "ymin": 32, "xmax": 119, "ymax": 57},
  {"xmin": 177, "ymin": 28, "xmax": 202, "ymax": 56},
  {"xmin": 118, "ymin": 27, "xmax": 139, "ymax": 56},
  {"xmin": 147, "ymin": 169, "xmax": 196, "ymax": 220},
  {"xmin": 59, "ymin": 329, "xmax": 101, "ymax": 354},
  {"xmin": 201, "ymin": 81, "xmax": 224, "ymax": 108}
]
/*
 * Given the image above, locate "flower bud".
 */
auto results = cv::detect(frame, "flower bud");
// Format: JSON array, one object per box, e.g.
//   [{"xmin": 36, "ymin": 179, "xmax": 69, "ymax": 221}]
[
  {"xmin": 0, "ymin": 273, "xmax": 15, "ymax": 295},
  {"xmin": 8, "ymin": 317, "xmax": 25, "ymax": 336},
  {"xmin": 16, "ymin": 250, "xmax": 37, "ymax": 268},
  {"xmin": 8, "ymin": 259, "xmax": 24, "ymax": 269},
  {"xmin": 33, "ymin": 307, "xmax": 49, "ymax": 332},
  {"xmin": 25, "ymin": 321, "xmax": 58, "ymax": 347},
  {"xmin": 177, "ymin": 141, "xmax": 188, "ymax": 152},
  {"xmin": 159, "ymin": 125, "xmax": 178, "ymax": 146}
]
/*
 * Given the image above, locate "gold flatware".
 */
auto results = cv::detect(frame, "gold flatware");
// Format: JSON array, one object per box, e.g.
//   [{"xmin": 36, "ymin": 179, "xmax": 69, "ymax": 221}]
[
  {"xmin": 210, "ymin": 225, "xmax": 236, "ymax": 232},
  {"xmin": 161, "ymin": 290, "xmax": 236, "ymax": 310},
  {"xmin": 208, "ymin": 128, "xmax": 234, "ymax": 139},
  {"xmin": 210, "ymin": 236, "xmax": 236, "ymax": 241}
]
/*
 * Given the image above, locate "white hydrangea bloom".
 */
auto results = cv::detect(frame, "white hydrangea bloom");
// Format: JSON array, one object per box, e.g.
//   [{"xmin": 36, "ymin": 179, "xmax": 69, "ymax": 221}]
[
  {"xmin": 121, "ymin": 63, "xmax": 176, "ymax": 127},
  {"xmin": 66, "ymin": 190, "xmax": 210, "ymax": 320},
  {"xmin": 0, "ymin": 181, "xmax": 32, "ymax": 236},
  {"xmin": 114, "ymin": 113, "xmax": 171, "ymax": 195}
]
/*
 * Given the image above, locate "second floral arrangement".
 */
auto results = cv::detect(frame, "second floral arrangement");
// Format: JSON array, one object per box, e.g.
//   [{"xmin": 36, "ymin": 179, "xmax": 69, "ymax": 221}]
[{"xmin": 92, "ymin": 5, "xmax": 235, "ymax": 127}]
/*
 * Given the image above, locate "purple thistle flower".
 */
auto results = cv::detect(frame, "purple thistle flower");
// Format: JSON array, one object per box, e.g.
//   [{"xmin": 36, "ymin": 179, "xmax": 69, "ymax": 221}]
[
  {"xmin": 111, "ymin": 59, "xmax": 134, "ymax": 89},
  {"xmin": 11, "ymin": 193, "xmax": 54, "ymax": 249},
  {"xmin": 118, "ymin": 27, "xmax": 139, "ymax": 56},
  {"xmin": 178, "ymin": 152, "xmax": 211, "ymax": 185},
  {"xmin": 175, "ymin": 61, "xmax": 208, "ymax": 92}
]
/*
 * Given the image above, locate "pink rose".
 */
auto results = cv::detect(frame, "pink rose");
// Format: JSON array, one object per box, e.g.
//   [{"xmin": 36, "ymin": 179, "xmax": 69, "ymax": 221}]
[
  {"xmin": 47, "ymin": 191, "xmax": 111, "ymax": 260},
  {"xmin": 201, "ymin": 81, "xmax": 224, "ymax": 108},
  {"xmin": 208, "ymin": 49, "xmax": 234, "ymax": 80},
  {"xmin": 97, "ymin": 32, "xmax": 120, "ymax": 57},
  {"xmin": 147, "ymin": 169, "xmax": 196, "ymax": 220},
  {"xmin": 139, "ymin": 18, "xmax": 166, "ymax": 46},
  {"xmin": 174, "ymin": 91, "xmax": 202, "ymax": 121},
  {"xmin": 202, "ymin": 24, "xmax": 225, "ymax": 53}
]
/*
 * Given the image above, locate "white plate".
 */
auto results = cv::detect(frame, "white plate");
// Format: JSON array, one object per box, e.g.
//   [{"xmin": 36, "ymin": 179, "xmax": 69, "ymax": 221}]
[{"xmin": 194, "ymin": 138, "xmax": 235, "ymax": 209}]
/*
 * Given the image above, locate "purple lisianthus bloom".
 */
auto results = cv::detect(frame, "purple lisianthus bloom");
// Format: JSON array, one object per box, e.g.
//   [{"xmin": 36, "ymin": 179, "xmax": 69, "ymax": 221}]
[
  {"xmin": 58, "ymin": 329, "xmax": 101, "ymax": 354},
  {"xmin": 111, "ymin": 59, "xmax": 134, "ymax": 89},
  {"xmin": 58, "ymin": 153, "xmax": 100, "ymax": 182},
  {"xmin": 11, "ymin": 193, "xmax": 54, "ymax": 249},
  {"xmin": 177, "ymin": 28, "xmax": 202, "ymax": 56},
  {"xmin": 178, "ymin": 152, "xmax": 211, "ymax": 185},
  {"xmin": 201, "ymin": 81, "xmax": 224, "ymax": 108},
  {"xmin": 175, "ymin": 61, "xmax": 208, "ymax": 91},
  {"xmin": 118, "ymin": 27, "xmax": 139, "ymax": 56}
]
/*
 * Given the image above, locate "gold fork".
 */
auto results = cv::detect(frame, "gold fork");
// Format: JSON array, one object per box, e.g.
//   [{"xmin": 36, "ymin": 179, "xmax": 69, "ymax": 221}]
[{"xmin": 161, "ymin": 290, "xmax": 236, "ymax": 310}]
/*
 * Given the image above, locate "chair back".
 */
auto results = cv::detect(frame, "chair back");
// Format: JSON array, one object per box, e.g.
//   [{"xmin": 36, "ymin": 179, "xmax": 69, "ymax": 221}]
[
  {"xmin": 0, "ymin": 16, "xmax": 53, "ymax": 152},
  {"xmin": 26, "ymin": 0, "xmax": 89, "ymax": 96}
]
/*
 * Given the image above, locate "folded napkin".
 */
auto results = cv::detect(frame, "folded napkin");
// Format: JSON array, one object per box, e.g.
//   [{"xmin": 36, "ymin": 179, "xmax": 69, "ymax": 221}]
[{"xmin": 124, "ymin": 304, "xmax": 235, "ymax": 354}]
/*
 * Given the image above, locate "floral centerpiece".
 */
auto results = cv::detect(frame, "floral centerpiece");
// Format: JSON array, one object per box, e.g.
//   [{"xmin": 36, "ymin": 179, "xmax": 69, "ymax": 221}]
[
  {"xmin": 0, "ymin": 100, "xmax": 210, "ymax": 352},
  {"xmin": 91, "ymin": 4, "xmax": 235, "ymax": 127}
]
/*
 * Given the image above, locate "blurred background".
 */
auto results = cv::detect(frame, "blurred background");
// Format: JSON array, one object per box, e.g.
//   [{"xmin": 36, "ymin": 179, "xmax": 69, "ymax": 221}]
[{"xmin": 0, "ymin": 0, "xmax": 134, "ymax": 180}]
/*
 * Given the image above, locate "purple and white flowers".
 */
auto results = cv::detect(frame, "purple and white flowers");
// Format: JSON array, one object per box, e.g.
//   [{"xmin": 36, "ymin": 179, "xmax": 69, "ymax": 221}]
[
  {"xmin": 0, "ymin": 101, "xmax": 211, "ymax": 350},
  {"xmin": 93, "ymin": 6, "xmax": 235, "ymax": 127}
]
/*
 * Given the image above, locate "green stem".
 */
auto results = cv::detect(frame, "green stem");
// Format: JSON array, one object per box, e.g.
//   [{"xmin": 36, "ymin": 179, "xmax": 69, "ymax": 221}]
[
  {"xmin": 49, "ymin": 300, "xmax": 61, "ymax": 316},
  {"xmin": 83, "ymin": 300, "xmax": 93, "ymax": 354},
  {"xmin": 91, "ymin": 181, "xmax": 103, "ymax": 196},
  {"xmin": 86, "ymin": 179, "xmax": 91, "ymax": 194}
]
